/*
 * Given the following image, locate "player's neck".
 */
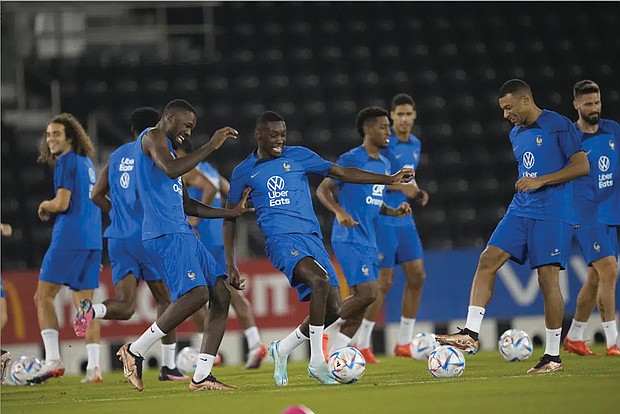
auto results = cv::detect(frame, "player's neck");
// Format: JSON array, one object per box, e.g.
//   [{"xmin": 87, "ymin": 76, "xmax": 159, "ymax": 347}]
[
  {"xmin": 395, "ymin": 131, "xmax": 411, "ymax": 142},
  {"xmin": 576, "ymin": 118, "xmax": 599, "ymax": 134},
  {"xmin": 362, "ymin": 141, "xmax": 380, "ymax": 158},
  {"xmin": 523, "ymin": 107, "xmax": 543, "ymax": 127}
]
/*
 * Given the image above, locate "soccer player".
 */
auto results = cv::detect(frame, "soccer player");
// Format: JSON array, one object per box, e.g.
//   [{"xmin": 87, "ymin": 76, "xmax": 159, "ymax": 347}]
[
  {"xmin": 1, "ymin": 223, "xmax": 12, "ymax": 383},
  {"xmin": 562, "ymin": 80, "xmax": 620, "ymax": 356},
  {"xmin": 115, "ymin": 99, "xmax": 252, "ymax": 392},
  {"xmin": 73, "ymin": 107, "xmax": 189, "ymax": 381},
  {"xmin": 317, "ymin": 107, "xmax": 413, "ymax": 356},
  {"xmin": 31, "ymin": 113, "xmax": 103, "ymax": 383},
  {"xmin": 355, "ymin": 93, "xmax": 430, "ymax": 362},
  {"xmin": 436, "ymin": 79, "xmax": 589, "ymax": 374},
  {"xmin": 224, "ymin": 111, "xmax": 414, "ymax": 386},
  {"xmin": 176, "ymin": 142, "xmax": 267, "ymax": 369}
]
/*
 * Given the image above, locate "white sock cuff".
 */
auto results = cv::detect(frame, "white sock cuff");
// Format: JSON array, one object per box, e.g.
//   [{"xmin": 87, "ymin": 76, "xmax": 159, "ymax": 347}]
[{"xmin": 93, "ymin": 303, "xmax": 107, "ymax": 319}]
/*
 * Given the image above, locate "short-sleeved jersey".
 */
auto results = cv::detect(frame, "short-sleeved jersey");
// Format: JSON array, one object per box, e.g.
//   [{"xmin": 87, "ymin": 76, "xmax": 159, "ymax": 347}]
[
  {"xmin": 573, "ymin": 119, "xmax": 619, "ymax": 225},
  {"xmin": 506, "ymin": 110, "xmax": 584, "ymax": 223},
  {"xmin": 50, "ymin": 151, "xmax": 102, "ymax": 250},
  {"xmin": 228, "ymin": 146, "xmax": 333, "ymax": 238},
  {"xmin": 331, "ymin": 146, "xmax": 390, "ymax": 247},
  {"xmin": 103, "ymin": 142, "xmax": 142, "ymax": 239},
  {"xmin": 187, "ymin": 161, "xmax": 224, "ymax": 247},
  {"xmin": 378, "ymin": 131, "xmax": 420, "ymax": 226},
  {"xmin": 596, "ymin": 119, "xmax": 620, "ymax": 226},
  {"xmin": 134, "ymin": 129, "xmax": 193, "ymax": 241}
]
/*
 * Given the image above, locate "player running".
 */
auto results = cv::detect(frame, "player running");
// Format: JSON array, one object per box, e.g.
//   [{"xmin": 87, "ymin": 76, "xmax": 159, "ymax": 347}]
[
  {"xmin": 115, "ymin": 99, "xmax": 252, "ymax": 392},
  {"xmin": 224, "ymin": 111, "xmax": 413, "ymax": 386},
  {"xmin": 73, "ymin": 107, "xmax": 189, "ymax": 381},
  {"xmin": 562, "ymin": 80, "xmax": 620, "ymax": 357},
  {"xmin": 317, "ymin": 107, "xmax": 412, "ymax": 356},
  {"xmin": 436, "ymin": 79, "xmax": 589, "ymax": 374}
]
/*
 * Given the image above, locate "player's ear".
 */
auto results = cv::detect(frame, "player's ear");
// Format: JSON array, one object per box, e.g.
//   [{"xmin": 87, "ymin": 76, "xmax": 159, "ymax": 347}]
[{"xmin": 572, "ymin": 100, "xmax": 579, "ymax": 111}]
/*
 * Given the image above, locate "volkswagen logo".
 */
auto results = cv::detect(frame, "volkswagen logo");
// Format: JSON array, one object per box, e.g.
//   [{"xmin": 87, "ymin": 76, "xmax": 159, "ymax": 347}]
[
  {"xmin": 523, "ymin": 151, "xmax": 535, "ymax": 169},
  {"xmin": 120, "ymin": 172, "xmax": 130, "ymax": 189},
  {"xmin": 267, "ymin": 175, "xmax": 285, "ymax": 192},
  {"xmin": 598, "ymin": 156, "xmax": 610, "ymax": 172}
]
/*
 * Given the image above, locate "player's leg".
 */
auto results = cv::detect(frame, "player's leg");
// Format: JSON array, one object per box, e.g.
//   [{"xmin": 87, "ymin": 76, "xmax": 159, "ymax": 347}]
[
  {"xmin": 591, "ymin": 256, "xmax": 619, "ymax": 355},
  {"xmin": 437, "ymin": 215, "xmax": 522, "ymax": 353},
  {"xmin": 33, "ymin": 279, "xmax": 65, "ymax": 380},
  {"xmin": 564, "ymin": 266, "xmax": 598, "ymax": 354},
  {"xmin": 230, "ymin": 288, "xmax": 267, "ymax": 369},
  {"xmin": 395, "ymin": 258, "xmax": 425, "ymax": 357},
  {"xmin": 0, "ymin": 286, "xmax": 10, "ymax": 383},
  {"xmin": 72, "ymin": 288, "xmax": 102, "ymax": 383},
  {"xmin": 335, "ymin": 282, "xmax": 378, "ymax": 351}
]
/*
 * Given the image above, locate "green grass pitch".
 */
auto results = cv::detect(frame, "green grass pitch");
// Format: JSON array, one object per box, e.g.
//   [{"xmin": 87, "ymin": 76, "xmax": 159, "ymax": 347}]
[{"xmin": 2, "ymin": 345, "xmax": 618, "ymax": 414}]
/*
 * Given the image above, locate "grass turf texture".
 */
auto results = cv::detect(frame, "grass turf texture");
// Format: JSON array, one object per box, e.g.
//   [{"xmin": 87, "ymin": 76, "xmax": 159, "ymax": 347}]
[{"xmin": 2, "ymin": 345, "xmax": 618, "ymax": 414}]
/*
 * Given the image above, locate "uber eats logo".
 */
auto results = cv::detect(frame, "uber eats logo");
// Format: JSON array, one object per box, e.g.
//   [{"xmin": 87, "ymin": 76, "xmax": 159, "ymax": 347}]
[{"xmin": 267, "ymin": 175, "xmax": 290, "ymax": 206}]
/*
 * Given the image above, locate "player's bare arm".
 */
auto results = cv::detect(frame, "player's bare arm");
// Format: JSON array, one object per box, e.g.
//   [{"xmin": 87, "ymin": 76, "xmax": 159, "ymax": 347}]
[
  {"xmin": 328, "ymin": 165, "xmax": 414, "ymax": 185},
  {"xmin": 91, "ymin": 162, "xmax": 111, "ymax": 213},
  {"xmin": 143, "ymin": 126, "xmax": 238, "ymax": 179},
  {"xmin": 380, "ymin": 202, "xmax": 412, "ymax": 217},
  {"xmin": 387, "ymin": 179, "xmax": 429, "ymax": 206},
  {"xmin": 515, "ymin": 151, "xmax": 589, "ymax": 193},
  {"xmin": 182, "ymin": 167, "xmax": 217, "ymax": 227},
  {"xmin": 38, "ymin": 188, "xmax": 71, "ymax": 221},
  {"xmin": 316, "ymin": 177, "xmax": 358, "ymax": 227},
  {"xmin": 223, "ymin": 197, "xmax": 246, "ymax": 290},
  {"xmin": 183, "ymin": 185, "xmax": 253, "ymax": 220}
]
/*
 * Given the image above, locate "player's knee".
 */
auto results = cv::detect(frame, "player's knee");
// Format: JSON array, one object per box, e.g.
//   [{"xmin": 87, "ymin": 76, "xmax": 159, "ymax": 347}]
[
  {"xmin": 378, "ymin": 278, "xmax": 392, "ymax": 295},
  {"xmin": 406, "ymin": 271, "xmax": 426, "ymax": 290},
  {"xmin": 309, "ymin": 274, "xmax": 330, "ymax": 297},
  {"xmin": 358, "ymin": 283, "xmax": 379, "ymax": 306}
]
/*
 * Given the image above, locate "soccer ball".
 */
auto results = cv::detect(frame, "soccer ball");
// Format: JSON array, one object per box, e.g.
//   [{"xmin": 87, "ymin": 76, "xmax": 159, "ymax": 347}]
[
  {"xmin": 427, "ymin": 345, "xmax": 466, "ymax": 378},
  {"xmin": 327, "ymin": 346, "xmax": 366, "ymax": 384},
  {"xmin": 410, "ymin": 332, "xmax": 439, "ymax": 360},
  {"xmin": 175, "ymin": 347, "xmax": 199, "ymax": 375},
  {"xmin": 9, "ymin": 356, "xmax": 42, "ymax": 385},
  {"xmin": 498, "ymin": 329, "xmax": 533, "ymax": 361}
]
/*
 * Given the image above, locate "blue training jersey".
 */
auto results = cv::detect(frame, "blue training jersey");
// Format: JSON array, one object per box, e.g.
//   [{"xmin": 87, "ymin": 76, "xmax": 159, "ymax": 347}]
[
  {"xmin": 331, "ymin": 146, "xmax": 390, "ymax": 247},
  {"xmin": 103, "ymin": 142, "xmax": 142, "ymax": 239},
  {"xmin": 187, "ymin": 161, "xmax": 224, "ymax": 247},
  {"xmin": 134, "ymin": 129, "xmax": 193, "ymax": 240},
  {"xmin": 378, "ymin": 130, "xmax": 420, "ymax": 226},
  {"xmin": 595, "ymin": 119, "xmax": 620, "ymax": 226},
  {"xmin": 228, "ymin": 146, "xmax": 333, "ymax": 238},
  {"xmin": 50, "ymin": 151, "xmax": 102, "ymax": 250},
  {"xmin": 506, "ymin": 109, "xmax": 584, "ymax": 223}
]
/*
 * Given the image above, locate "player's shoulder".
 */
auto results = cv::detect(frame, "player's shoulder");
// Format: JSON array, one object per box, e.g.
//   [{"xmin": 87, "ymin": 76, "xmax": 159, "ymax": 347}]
[
  {"xmin": 600, "ymin": 118, "xmax": 620, "ymax": 134},
  {"xmin": 110, "ymin": 142, "xmax": 134, "ymax": 158},
  {"xmin": 230, "ymin": 152, "xmax": 256, "ymax": 179},
  {"xmin": 283, "ymin": 145, "xmax": 317, "ymax": 158},
  {"xmin": 340, "ymin": 145, "xmax": 364, "ymax": 159},
  {"xmin": 539, "ymin": 109, "xmax": 573, "ymax": 128},
  {"xmin": 409, "ymin": 133, "xmax": 421, "ymax": 145}
]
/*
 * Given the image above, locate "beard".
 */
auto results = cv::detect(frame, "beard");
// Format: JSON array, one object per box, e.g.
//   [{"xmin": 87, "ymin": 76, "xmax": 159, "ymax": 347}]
[{"xmin": 584, "ymin": 112, "xmax": 600, "ymax": 125}]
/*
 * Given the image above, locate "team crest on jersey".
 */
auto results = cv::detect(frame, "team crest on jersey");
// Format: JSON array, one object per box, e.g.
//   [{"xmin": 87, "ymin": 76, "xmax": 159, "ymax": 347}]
[
  {"xmin": 593, "ymin": 242, "xmax": 601, "ymax": 252},
  {"xmin": 378, "ymin": 252, "xmax": 384, "ymax": 261},
  {"xmin": 536, "ymin": 135, "xmax": 543, "ymax": 146},
  {"xmin": 290, "ymin": 249, "xmax": 299, "ymax": 256},
  {"xmin": 361, "ymin": 265, "xmax": 369, "ymax": 276},
  {"xmin": 283, "ymin": 162, "xmax": 291, "ymax": 171},
  {"xmin": 187, "ymin": 270, "xmax": 196, "ymax": 280},
  {"xmin": 610, "ymin": 140, "xmax": 616, "ymax": 150}
]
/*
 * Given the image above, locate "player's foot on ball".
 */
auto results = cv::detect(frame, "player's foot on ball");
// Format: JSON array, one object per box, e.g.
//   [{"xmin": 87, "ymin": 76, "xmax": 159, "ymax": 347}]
[
  {"xmin": 606, "ymin": 344, "xmax": 620, "ymax": 356},
  {"xmin": 159, "ymin": 366, "xmax": 189, "ymax": 381},
  {"xmin": 189, "ymin": 374, "xmax": 238, "ymax": 391},
  {"xmin": 307, "ymin": 362, "xmax": 338, "ymax": 385},
  {"xmin": 73, "ymin": 299, "xmax": 94, "ymax": 338},
  {"xmin": 81, "ymin": 366, "xmax": 103, "ymax": 383},
  {"xmin": 436, "ymin": 328, "xmax": 479, "ymax": 354},
  {"xmin": 322, "ymin": 334, "xmax": 329, "ymax": 361},
  {"xmin": 526, "ymin": 354, "xmax": 563, "ymax": 374},
  {"xmin": 1, "ymin": 350, "xmax": 11, "ymax": 384},
  {"xmin": 268, "ymin": 340, "xmax": 289, "ymax": 386},
  {"xmin": 394, "ymin": 343, "xmax": 412, "ymax": 358},
  {"xmin": 117, "ymin": 343, "xmax": 144, "ymax": 391},
  {"xmin": 562, "ymin": 337, "xmax": 596, "ymax": 356},
  {"xmin": 28, "ymin": 359, "xmax": 65, "ymax": 384},
  {"xmin": 245, "ymin": 343, "xmax": 267, "ymax": 369},
  {"xmin": 357, "ymin": 347, "xmax": 380, "ymax": 364}
]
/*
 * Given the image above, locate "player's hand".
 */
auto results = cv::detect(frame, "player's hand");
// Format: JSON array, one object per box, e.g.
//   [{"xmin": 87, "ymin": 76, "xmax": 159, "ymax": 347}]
[
  {"xmin": 398, "ymin": 183, "xmax": 420, "ymax": 199},
  {"xmin": 335, "ymin": 210, "xmax": 358, "ymax": 227},
  {"xmin": 394, "ymin": 202, "xmax": 412, "ymax": 217},
  {"xmin": 208, "ymin": 127, "xmax": 239, "ymax": 150},
  {"xmin": 515, "ymin": 177, "xmax": 544, "ymax": 193},
  {"xmin": 227, "ymin": 265, "xmax": 246, "ymax": 290},
  {"xmin": 414, "ymin": 189, "xmax": 429, "ymax": 207},
  {"xmin": 230, "ymin": 188, "xmax": 255, "ymax": 217},
  {"xmin": 38, "ymin": 202, "xmax": 51, "ymax": 221},
  {"xmin": 390, "ymin": 167, "xmax": 414, "ymax": 184},
  {"xmin": 1, "ymin": 223, "xmax": 12, "ymax": 237}
]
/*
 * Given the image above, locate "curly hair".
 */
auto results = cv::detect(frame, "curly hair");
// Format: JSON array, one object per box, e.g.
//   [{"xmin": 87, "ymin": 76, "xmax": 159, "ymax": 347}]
[{"xmin": 37, "ymin": 113, "xmax": 95, "ymax": 165}]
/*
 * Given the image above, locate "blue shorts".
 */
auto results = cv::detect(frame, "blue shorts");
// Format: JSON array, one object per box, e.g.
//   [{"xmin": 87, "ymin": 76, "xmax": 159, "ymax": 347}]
[
  {"xmin": 376, "ymin": 224, "xmax": 423, "ymax": 268},
  {"xmin": 488, "ymin": 215, "xmax": 572, "ymax": 270},
  {"xmin": 608, "ymin": 225, "xmax": 619, "ymax": 257},
  {"xmin": 574, "ymin": 224, "xmax": 617, "ymax": 265},
  {"xmin": 108, "ymin": 237, "xmax": 162, "ymax": 285},
  {"xmin": 39, "ymin": 249, "xmax": 102, "ymax": 290},
  {"xmin": 204, "ymin": 243, "xmax": 226, "ymax": 271},
  {"xmin": 265, "ymin": 233, "xmax": 339, "ymax": 301},
  {"xmin": 332, "ymin": 242, "xmax": 379, "ymax": 287},
  {"xmin": 143, "ymin": 233, "xmax": 225, "ymax": 301}
]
